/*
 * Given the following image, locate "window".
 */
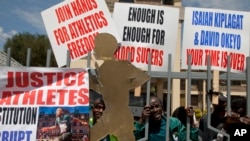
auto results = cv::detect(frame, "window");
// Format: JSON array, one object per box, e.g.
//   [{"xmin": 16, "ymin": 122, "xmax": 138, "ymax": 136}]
[{"xmin": 119, "ymin": 0, "xmax": 134, "ymax": 3}]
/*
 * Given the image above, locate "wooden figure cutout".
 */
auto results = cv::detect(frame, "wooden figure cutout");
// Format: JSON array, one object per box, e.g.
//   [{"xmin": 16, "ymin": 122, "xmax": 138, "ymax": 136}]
[{"xmin": 90, "ymin": 33, "xmax": 150, "ymax": 141}]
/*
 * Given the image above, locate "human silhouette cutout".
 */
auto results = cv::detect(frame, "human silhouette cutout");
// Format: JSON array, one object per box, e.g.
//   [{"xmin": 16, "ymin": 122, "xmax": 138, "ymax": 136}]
[{"xmin": 90, "ymin": 33, "xmax": 150, "ymax": 141}]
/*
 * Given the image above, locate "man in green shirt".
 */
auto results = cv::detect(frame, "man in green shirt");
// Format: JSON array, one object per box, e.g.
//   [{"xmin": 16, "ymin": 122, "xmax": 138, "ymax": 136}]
[{"xmin": 134, "ymin": 95, "xmax": 198, "ymax": 141}]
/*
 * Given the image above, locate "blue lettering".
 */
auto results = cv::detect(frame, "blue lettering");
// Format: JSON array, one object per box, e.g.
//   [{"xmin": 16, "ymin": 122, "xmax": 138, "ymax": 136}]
[
  {"xmin": 214, "ymin": 13, "xmax": 243, "ymax": 29},
  {"xmin": 200, "ymin": 30, "xmax": 219, "ymax": 47},
  {"xmin": 192, "ymin": 10, "xmax": 213, "ymax": 26},
  {"xmin": 221, "ymin": 33, "xmax": 241, "ymax": 50},
  {"xmin": 1, "ymin": 130, "xmax": 32, "ymax": 141}
]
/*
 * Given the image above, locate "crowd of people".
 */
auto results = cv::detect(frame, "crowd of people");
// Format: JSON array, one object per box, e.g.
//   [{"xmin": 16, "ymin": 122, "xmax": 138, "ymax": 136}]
[
  {"xmin": 90, "ymin": 89, "xmax": 250, "ymax": 141},
  {"xmin": 39, "ymin": 89, "xmax": 249, "ymax": 141}
]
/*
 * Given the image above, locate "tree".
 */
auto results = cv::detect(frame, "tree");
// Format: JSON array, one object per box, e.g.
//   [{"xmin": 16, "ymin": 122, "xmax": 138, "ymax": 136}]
[{"xmin": 3, "ymin": 32, "xmax": 58, "ymax": 67}]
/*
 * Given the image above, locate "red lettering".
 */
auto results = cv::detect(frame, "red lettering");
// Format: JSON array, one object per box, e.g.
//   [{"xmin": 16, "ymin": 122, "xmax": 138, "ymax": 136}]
[
  {"xmin": 230, "ymin": 52, "xmax": 245, "ymax": 71},
  {"xmin": 22, "ymin": 91, "xmax": 36, "ymax": 104},
  {"xmin": 186, "ymin": 49, "xmax": 203, "ymax": 66},
  {"xmin": 30, "ymin": 72, "xmax": 43, "ymax": 87},
  {"xmin": 55, "ymin": 4, "xmax": 73, "ymax": 24},
  {"xmin": 53, "ymin": 26, "xmax": 70, "ymax": 45},
  {"xmin": 115, "ymin": 46, "xmax": 135, "ymax": 61},
  {"xmin": 12, "ymin": 91, "xmax": 23, "ymax": 105},
  {"xmin": 6, "ymin": 72, "xmax": 14, "ymax": 87},
  {"xmin": 58, "ymin": 89, "xmax": 68, "ymax": 105},
  {"xmin": 36, "ymin": 90, "xmax": 46, "ymax": 105},
  {"xmin": 68, "ymin": 90, "xmax": 78, "ymax": 105},
  {"xmin": 67, "ymin": 32, "xmax": 98, "ymax": 59},
  {"xmin": 70, "ymin": 0, "xmax": 98, "ymax": 16},
  {"xmin": 77, "ymin": 72, "xmax": 86, "ymax": 86},
  {"xmin": 150, "ymin": 49, "xmax": 163, "ymax": 66},
  {"xmin": 78, "ymin": 88, "xmax": 89, "ymax": 104},
  {"xmin": 99, "ymin": 11, "xmax": 108, "ymax": 27},
  {"xmin": 221, "ymin": 51, "xmax": 227, "ymax": 68},
  {"xmin": 64, "ymin": 72, "xmax": 76, "ymax": 86},
  {"xmin": 44, "ymin": 73, "xmax": 57, "ymax": 86},
  {"xmin": 0, "ymin": 91, "xmax": 12, "ymax": 104},
  {"xmin": 47, "ymin": 89, "xmax": 56, "ymax": 105},
  {"xmin": 135, "ymin": 47, "xmax": 164, "ymax": 66},
  {"xmin": 56, "ymin": 73, "xmax": 63, "ymax": 86},
  {"xmin": 204, "ymin": 49, "xmax": 220, "ymax": 66}
]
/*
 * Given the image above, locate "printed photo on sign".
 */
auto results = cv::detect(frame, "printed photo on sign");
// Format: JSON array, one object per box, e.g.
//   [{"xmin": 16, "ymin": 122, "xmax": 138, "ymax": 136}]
[{"xmin": 36, "ymin": 106, "xmax": 89, "ymax": 141}]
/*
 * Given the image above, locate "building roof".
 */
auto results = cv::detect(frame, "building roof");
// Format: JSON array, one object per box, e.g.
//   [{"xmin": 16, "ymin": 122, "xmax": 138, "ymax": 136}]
[{"xmin": 0, "ymin": 50, "xmax": 23, "ymax": 67}]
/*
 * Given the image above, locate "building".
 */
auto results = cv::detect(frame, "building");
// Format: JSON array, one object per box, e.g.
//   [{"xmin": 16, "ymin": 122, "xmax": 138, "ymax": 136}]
[{"xmin": 0, "ymin": 50, "xmax": 22, "ymax": 67}]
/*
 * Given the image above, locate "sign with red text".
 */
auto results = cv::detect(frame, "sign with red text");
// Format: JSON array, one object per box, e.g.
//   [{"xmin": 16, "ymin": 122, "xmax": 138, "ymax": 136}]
[
  {"xmin": 0, "ymin": 67, "xmax": 89, "ymax": 141},
  {"xmin": 41, "ymin": 0, "xmax": 120, "ymax": 67},
  {"xmin": 113, "ymin": 3, "xmax": 179, "ymax": 71},
  {"xmin": 181, "ymin": 7, "xmax": 250, "ymax": 72}
]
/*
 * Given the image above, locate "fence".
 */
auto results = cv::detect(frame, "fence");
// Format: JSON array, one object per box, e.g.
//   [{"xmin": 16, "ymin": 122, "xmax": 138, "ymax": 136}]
[{"xmin": 3, "ymin": 48, "xmax": 250, "ymax": 141}]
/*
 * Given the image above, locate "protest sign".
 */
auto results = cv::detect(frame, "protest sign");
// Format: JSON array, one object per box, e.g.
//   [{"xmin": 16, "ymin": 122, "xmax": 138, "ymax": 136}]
[
  {"xmin": 112, "ymin": 3, "xmax": 179, "ymax": 71},
  {"xmin": 181, "ymin": 7, "xmax": 250, "ymax": 72},
  {"xmin": 0, "ymin": 67, "xmax": 89, "ymax": 141},
  {"xmin": 41, "ymin": 0, "xmax": 120, "ymax": 67}
]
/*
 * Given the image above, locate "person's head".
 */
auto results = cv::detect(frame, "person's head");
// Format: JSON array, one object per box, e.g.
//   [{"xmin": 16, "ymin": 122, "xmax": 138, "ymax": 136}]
[
  {"xmin": 231, "ymin": 98, "xmax": 246, "ymax": 117},
  {"xmin": 92, "ymin": 98, "xmax": 106, "ymax": 123},
  {"xmin": 172, "ymin": 106, "xmax": 187, "ymax": 126},
  {"xmin": 213, "ymin": 93, "xmax": 227, "ymax": 114},
  {"xmin": 149, "ymin": 96, "xmax": 163, "ymax": 121},
  {"xmin": 56, "ymin": 108, "xmax": 64, "ymax": 117}
]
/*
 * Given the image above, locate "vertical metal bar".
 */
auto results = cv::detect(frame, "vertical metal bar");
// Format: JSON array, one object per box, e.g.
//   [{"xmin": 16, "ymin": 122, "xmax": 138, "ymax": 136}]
[
  {"xmin": 186, "ymin": 54, "xmax": 191, "ymax": 140},
  {"xmin": 145, "ymin": 52, "xmax": 151, "ymax": 140},
  {"xmin": 226, "ymin": 56, "xmax": 231, "ymax": 114},
  {"xmin": 137, "ymin": 52, "xmax": 151, "ymax": 141},
  {"xmin": 6, "ymin": 48, "xmax": 11, "ymax": 66},
  {"xmin": 46, "ymin": 48, "xmax": 52, "ymax": 67},
  {"xmin": 166, "ymin": 54, "xmax": 172, "ymax": 141},
  {"xmin": 246, "ymin": 57, "xmax": 250, "ymax": 116},
  {"xmin": 66, "ymin": 50, "xmax": 71, "ymax": 68},
  {"xmin": 87, "ymin": 52, "xmax": 91, "ymax": 68},
  {"xmin": 206, "ymin": 55, "xmax": 230, "ymax": 141},
  {"xmin": 26, "ymin": 48, "xmax": 31, "ymax": 67},
  {"xmin": 207, "ymin": 55, "xmax": 212, "ymax": 127}
]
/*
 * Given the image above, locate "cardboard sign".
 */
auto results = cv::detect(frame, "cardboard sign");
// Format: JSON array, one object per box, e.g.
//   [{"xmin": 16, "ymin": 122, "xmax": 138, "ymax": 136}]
[
  {"xmin": 112, "ymin": 3, "xmax": 180, "ymax": 71},
  {"xmin": 41, "ymin": 0, "xmax": 120, "ymax": 67},
  {"xmin": 182, "ymin": 7, "xmax": 250, "ymax": 73}
]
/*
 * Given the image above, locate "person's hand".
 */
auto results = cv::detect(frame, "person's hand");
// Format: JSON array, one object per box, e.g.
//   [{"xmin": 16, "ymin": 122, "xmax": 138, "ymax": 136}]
[
  {"xmin": 239, "ymin": 116, "xmax": 250, "ymax": 125},
  {"xmin": 81, "ymin": 121, "xmax": 88, "ymax": 126},
  {"xmin": 139, "ymin": 105, "xmax": 151, "ymax": 124},
  {"xmin": 41, "ymin": 127, "xmax": 49, "ymax": 132},
  {"xmin": 185, "ymin": 107, "xmax": 194, "ymax": 118}
]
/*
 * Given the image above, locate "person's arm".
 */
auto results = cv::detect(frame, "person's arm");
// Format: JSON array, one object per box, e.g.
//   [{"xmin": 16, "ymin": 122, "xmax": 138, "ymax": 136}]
[
  {"xmin": 134, "ymin": 105, "xmax": 151, "ymax": 140},
  {"xmin": 72, "ymin": 117, "xmax": 88, "ymax": 125},
  {"xmin": 41, "ymin": 125, "xmax": 58, "ymax": 132},
  {"xmin": 134, "ymin": 121, "xmax": 146, "ymax": 140}
]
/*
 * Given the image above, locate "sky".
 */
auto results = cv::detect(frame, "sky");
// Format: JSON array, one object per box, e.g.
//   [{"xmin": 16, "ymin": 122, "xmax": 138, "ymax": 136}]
[
  {"xmin": 0, "ymin": 0, "xmax": 63, "ymax": 51},
  {"xmin": 1, "ymin": 0, "xmax": 250, "ymax": 51},
  {"xmin": 182, "ymin": 0, "xmax": 250, "ymax": 11}
]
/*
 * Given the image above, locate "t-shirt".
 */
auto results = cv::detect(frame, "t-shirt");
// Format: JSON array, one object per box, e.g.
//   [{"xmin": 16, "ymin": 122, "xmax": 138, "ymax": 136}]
[{"xmin": 56, "ymin": 114, "xmax": 71, "ymax": 134}]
